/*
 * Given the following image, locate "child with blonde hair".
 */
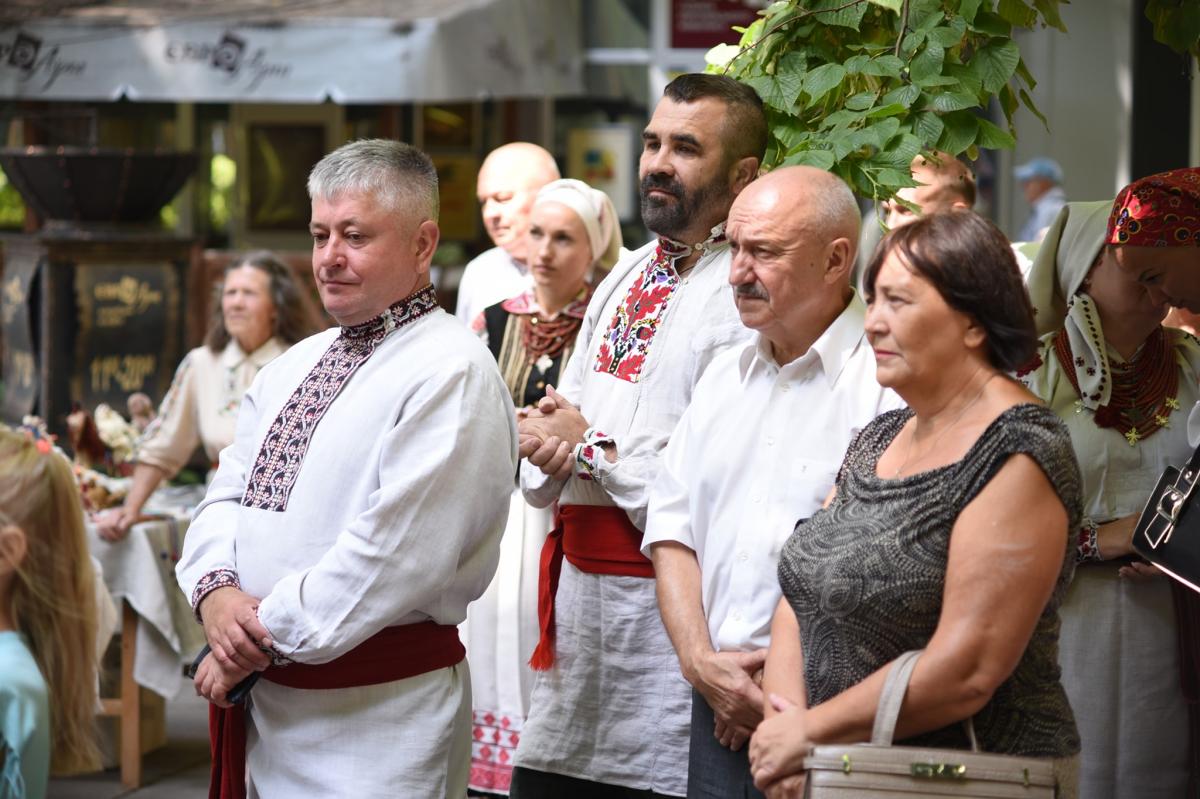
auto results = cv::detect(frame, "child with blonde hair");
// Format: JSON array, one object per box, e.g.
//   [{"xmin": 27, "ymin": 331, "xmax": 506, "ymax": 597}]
[{"xmin": 0, "ymin": 426, "xmax": 100, "ymax": 797}]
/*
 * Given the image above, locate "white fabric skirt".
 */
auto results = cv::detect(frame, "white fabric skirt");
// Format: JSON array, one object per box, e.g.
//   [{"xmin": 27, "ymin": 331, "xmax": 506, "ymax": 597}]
[
  {"xmin": 462, "ymin": 489, "xmax": 553, "ymax": 794},
  {"xmin": 246, "ymin": 661, "xmax": 471, "ymax": 797}
]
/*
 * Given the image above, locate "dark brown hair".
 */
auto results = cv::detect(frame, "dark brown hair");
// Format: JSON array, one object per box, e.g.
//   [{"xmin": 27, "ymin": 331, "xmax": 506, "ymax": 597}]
[
  {"xmin": 863, "ymin": 211, "xmax": 1036, "ymax": 371},
  {"xmin": 662, "ymin": 73, "xmax": 767, "ymax": 165},
  {"xmin": 205, "ymin": 251, "xmax": 318, "ymax": 352}
]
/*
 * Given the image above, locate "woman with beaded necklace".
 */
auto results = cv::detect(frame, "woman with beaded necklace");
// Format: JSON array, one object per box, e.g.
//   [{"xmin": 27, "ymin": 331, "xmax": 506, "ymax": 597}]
[
  {"xmin": 1020, "ymin": 168, "xmax": 1200, "ymax": 798},
  {"xmin": 464, "ymin": 178, "xmax": 622, "ymax": 796}
]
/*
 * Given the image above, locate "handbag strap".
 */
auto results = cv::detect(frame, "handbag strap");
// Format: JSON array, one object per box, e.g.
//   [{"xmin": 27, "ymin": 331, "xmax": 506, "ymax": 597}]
[
  {"xmin": 871, "ymin": 650, "xmax": 921, "ymax": 745},
  {"xmin": 870, "ymin": 649, "xmax": 980, "ymax": 752},
  {"xmin": 1185, "ymin": 439, "xmax": 1200, "ymax": 477}
]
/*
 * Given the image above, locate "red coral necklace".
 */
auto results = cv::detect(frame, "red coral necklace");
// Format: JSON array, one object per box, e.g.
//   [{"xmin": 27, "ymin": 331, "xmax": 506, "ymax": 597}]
[{"xmin": 1053, "ymin": 325, "xmax": 1179, "ymax": 446}]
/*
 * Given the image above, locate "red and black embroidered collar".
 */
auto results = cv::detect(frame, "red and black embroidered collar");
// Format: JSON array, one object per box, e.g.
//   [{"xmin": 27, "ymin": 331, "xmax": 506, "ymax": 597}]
[{"xmin": 340, "ymin": 283, "xmax": 440, "ymax": 341}]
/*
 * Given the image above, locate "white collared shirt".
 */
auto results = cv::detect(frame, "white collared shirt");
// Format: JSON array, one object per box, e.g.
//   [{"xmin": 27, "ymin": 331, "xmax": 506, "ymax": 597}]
[
  {"xmin": 455, "ymin": 246, "xmax": 532, "ymax": 325},
  {"xmin": 643, "ymin": 294, "xmax": 903, "ymax": 652}
]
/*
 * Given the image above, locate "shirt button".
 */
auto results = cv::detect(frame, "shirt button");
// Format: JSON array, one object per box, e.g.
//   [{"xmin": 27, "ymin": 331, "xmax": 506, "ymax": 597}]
[
  {"xmin": 731, "ymin": 610, "xmax": 742, "ymax": 621},
  {"xmin": 738, "ymin": 551, "xmax": 748, "ymax": 562},
  {"xmin": 753, "ymin": 495, "xmax": 762, "ymax": 504},
  {"xmin": 781, "ymin": 384, "xmax": 790, "ymax": 392},
  {"xmin": 766, "ymin": 437, "xmax": 775, "ymax": 446}
]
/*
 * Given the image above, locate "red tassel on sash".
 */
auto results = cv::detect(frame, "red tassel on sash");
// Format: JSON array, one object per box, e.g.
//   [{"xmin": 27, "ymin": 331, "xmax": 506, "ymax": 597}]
[
  {"xmin": 528, "ymin": 504, "xmax": 654, "ymax": 671},
  {"xmin": 207, "ymin": 621, "xmax": 463, "ymax": 799}
]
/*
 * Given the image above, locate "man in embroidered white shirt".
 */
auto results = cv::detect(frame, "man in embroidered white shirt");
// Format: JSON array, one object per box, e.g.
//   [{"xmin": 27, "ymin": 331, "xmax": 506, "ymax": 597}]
[
  {"xmin": 509, "ymin": 74, "xmax": 765, "ymax": 799},
  {"xmin": 455, "ymin": 142, "xmax": 561, "ymax": 325},
  {"xmin": 176, "ymin": 139, "xmax": 517, "ymax": 797},
  {"xmin": 643, "ymin": 166, "xmax": 902, "ymax": 798}
]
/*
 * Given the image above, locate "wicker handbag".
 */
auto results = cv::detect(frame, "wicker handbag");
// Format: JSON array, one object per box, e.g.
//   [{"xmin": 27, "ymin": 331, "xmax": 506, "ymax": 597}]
[{"xmin": 801, "ymin": 651, "xmax": 1058, "ymax": 798}]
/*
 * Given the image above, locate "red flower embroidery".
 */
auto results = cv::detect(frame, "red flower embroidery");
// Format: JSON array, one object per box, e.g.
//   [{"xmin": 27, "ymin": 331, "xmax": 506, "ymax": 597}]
[{"xmin": 595, "ymin": 258, "xmax": 679, "ymax": 383}]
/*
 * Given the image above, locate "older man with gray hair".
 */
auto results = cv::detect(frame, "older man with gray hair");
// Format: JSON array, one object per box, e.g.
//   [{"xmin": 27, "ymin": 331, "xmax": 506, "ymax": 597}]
[
  {"xmin": 644, "ymin": 166, "xmax": 902, "ymax": 798},
  {"xmin": 177, "ymin": 138, "xmax": 518, "ymax": 797}
]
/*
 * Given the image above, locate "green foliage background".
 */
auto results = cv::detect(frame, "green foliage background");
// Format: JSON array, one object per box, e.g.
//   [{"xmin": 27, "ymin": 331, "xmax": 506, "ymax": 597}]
[{"xmin": 709, "ymin": 0, "xmax": 1198, "ymax": 204}]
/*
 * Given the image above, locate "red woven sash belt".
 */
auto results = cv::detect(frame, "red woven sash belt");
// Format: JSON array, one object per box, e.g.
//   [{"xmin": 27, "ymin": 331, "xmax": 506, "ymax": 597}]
[
  {"xmin": 209, "ymin": 621, "xmax": 463, "ymax": 799},
  {"xmin": 529, "ymin": 504, "xmax": 654, "ymax": 671}
]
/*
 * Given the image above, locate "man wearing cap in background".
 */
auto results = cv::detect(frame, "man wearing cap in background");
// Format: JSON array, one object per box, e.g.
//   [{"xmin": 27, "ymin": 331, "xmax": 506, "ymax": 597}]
[{"xmin": 1015, "ymin": 156, "xmax": 1067, "ymax": 242}]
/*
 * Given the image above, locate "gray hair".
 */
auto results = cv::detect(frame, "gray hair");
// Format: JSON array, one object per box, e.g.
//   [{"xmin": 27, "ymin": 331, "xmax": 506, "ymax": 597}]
[
  {"xmin": 307, "ymin": 139, "xmax": 439, "ymax": 223},
  {"xmin": 799, "ymin": 170, "xmax": 861, "ymax": 244}
]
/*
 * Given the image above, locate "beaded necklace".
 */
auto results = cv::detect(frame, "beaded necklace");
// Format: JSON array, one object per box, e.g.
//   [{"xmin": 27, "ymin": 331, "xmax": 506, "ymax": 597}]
[
  {"xmin": 1053, "ymin": 325, "xmax": 1180, "ymax": 446},
  {"xmin": 520, "ymin": 312, "xmax": 583, "ymax": 366}
]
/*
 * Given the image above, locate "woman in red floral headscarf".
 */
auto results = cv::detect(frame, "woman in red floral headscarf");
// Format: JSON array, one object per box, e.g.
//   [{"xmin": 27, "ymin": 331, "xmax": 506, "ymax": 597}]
[{"xmin": 1021, "ymin": 167, "xmax": 1200, "ymax": 799}]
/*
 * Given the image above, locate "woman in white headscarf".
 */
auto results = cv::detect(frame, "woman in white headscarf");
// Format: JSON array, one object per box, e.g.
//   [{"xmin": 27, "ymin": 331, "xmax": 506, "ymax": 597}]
[
  {"xmin": 464, "ymin": 178, "xmax": 622, "ymax": 796},
  {"xmin": 1020, "ymin": 169, "xmax": 1200, "ymax": 798}
]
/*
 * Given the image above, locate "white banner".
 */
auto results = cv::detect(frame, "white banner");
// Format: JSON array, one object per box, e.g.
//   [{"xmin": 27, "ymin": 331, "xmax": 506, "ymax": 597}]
[{"xmin": 0, "ymin": 0, "xmax": 583, "ymax": 103}]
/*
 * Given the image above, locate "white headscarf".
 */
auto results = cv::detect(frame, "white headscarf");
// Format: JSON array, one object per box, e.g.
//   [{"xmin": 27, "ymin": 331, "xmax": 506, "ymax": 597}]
[
  {"xmin": 1024, "ymin": 200, "xmax": 1117, "ymax": 409},
  {"xmin": 532, "ymin": 178, "xmax": 623, "ymax": 270}
]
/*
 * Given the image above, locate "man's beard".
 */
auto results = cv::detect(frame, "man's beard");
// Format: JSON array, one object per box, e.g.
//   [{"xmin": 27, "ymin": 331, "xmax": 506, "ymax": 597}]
[{"xmin": 639, "ymin": 171, "xmax": 730, "ymax": 241}]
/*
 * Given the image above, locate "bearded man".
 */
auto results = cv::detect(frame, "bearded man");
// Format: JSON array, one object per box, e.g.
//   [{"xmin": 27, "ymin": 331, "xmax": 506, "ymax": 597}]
[{"xmin": 509, "ymin": 73, "xmax": 765, "ymax": 799}]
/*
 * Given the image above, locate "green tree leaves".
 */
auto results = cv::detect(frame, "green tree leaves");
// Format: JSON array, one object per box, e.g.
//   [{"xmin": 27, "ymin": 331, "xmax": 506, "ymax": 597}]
[
  {"xmin": 709, "ymin": 0, "xmax": 1071, "ymax": 203},
  {"xmin": 1145, "ymin": 0, "xmax": 1200, "ymax": 56}
]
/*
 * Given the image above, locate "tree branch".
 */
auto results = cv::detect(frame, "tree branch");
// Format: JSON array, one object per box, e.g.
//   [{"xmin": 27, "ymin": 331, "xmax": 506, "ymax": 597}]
[
  {"xmin": 723, "ymin": 0, "xmax": 869, "ymax": 73},
  {"xmin": 894, "ymin": 0, "xmax": 910, "ymax": 58}
]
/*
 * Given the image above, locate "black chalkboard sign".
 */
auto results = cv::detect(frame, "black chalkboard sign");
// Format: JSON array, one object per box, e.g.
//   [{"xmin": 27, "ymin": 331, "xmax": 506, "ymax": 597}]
[
  {"xmin": 73, "ymin": 262, "xmax": 181, "ymax": 411},
  {"xmin": 1, "ymin": 255, "xmax": 39, "ymax": 421}
]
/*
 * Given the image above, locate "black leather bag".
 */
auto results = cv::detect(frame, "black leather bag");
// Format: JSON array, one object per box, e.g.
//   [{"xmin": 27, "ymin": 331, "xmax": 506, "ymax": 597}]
[{"xmin": 1133, "ymin": 443, "xmax": 1200, "ymax": 593}]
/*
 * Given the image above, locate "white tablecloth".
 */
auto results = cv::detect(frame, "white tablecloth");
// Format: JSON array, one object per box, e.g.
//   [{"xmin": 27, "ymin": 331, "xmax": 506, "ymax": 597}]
[{"xmin": 86, "ymin": 485, "xmax": 208, "ymax": 699}]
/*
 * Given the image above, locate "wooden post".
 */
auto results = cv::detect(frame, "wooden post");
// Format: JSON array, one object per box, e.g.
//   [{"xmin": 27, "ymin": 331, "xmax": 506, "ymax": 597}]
[{"xmin": 98, "ymin": 601, "xmax": 143, "ymax": 788}]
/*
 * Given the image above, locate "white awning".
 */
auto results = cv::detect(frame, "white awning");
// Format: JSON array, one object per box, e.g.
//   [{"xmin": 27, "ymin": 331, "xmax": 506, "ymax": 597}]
[{"xmin": 0, "ymin": 0, "xmax": 583, "ymax": 103}]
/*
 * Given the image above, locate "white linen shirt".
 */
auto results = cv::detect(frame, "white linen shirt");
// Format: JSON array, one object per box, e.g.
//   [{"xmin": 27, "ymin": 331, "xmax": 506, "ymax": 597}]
[
  {"xmin": 455, "ymin": 245, "xmax": 532, "ymax": 325},
  {"xmin": 643, "ymin": 294, "xmax": 902, "ymax": 653},
  {"xmin": 521, "ymin": 239, "xmax": 750, "ymax": 528},
  {"xmin": 177, "ymin": 310, "xmax": 517, "ymax": 661},
  {"xmin": 175, "ymin": 307, "xmax": 517, "ymax": 796}
]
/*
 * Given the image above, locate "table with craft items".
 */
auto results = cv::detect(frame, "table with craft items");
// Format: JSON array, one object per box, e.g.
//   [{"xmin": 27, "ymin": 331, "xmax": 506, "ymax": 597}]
[{"xmin": 86, "ymin": 484, "xmax": 207, "ymax": 788}]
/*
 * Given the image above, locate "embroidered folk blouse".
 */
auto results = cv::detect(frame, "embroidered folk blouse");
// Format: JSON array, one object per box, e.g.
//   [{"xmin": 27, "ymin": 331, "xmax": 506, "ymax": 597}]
[
  {"xmin": 520, "ymin": 236, "xmax": 750, "ymax": 530},
  {"xmin": 135, "ymin": 338, "xmax": 287, "ymax": 476},
  {"xmin": 176, "ymin": 288, "xmax": 518, "ymax": 665}
]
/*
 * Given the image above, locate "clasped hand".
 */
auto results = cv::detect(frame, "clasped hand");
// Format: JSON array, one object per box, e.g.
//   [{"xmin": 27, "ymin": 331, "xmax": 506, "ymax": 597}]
[
  {"xmin": 517, "ymin": 385, "xmax": 590, "ymax": 481},
  {"xmin": 749, "ymin": 694, "xmax": 810, "ymax": 798},
  {"xmin": 691, "ymin": 649, "xmax": 766, "ymax": 752},
  {"xmin": 195, "ymin": 586, "xmax": 273, "ymax": 706}
]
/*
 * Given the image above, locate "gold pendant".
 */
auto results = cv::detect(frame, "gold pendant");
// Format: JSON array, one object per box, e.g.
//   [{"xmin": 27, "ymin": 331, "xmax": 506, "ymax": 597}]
[
  {"xmin": 1125, "ymin": 427, "xmax": 1141, "ymax": 446},
  {"xmin": 1155, "ymin": 414, "xmax": 1170, "ymax": 428},
  {"xmin": 1166, "ymin": 396, "xmax": 1181, "ymax": 411}
]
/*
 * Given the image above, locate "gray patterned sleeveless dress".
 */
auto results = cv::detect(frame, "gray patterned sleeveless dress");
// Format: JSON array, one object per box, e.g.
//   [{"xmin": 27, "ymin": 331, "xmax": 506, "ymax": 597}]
[{"xmin": 777, "ymin": 403, "xmax": 1082, "ymax": 757}]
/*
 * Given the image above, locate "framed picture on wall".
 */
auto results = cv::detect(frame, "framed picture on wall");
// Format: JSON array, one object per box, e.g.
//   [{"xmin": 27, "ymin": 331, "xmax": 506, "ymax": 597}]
[
  {"xmin": 231, "ymin": 103, "xmax": 344, "ymax": 250},
  {"xmin": 567, "ymin": 125, "xmax": 638, "ymax": 222},
  {"xmin": 246, "ymin": 123, "xmax": 326, "ymax": 231}
]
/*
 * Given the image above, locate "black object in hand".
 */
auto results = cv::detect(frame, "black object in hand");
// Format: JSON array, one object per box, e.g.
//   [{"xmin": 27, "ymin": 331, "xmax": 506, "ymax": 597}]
[{"xmin": 186, "ymin": 644, "xmax": 262, "ymax": 704}]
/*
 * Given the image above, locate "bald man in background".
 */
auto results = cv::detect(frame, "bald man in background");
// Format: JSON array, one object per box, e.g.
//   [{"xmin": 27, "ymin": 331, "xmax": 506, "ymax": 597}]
[{"xmin": 455, "ymin": 142, "xmax": 562, "ymax": 324}]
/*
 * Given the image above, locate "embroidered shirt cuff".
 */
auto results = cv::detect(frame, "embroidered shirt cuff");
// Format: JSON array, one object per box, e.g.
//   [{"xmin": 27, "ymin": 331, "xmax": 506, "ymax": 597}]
[
  {"xmin": 573, "ymin": 428, "xmax": 615, "ymax": 481},
  {"xmin": 1075, "ymin": 518, "xmax": 1101, "ymax": 563},
  {"xmin": 255, "ymin": 606, "xmax": 292, "ymax": 666},
  {"xmin": 191, "ymin": 568, "xmax": 240, "ymax": 622}
]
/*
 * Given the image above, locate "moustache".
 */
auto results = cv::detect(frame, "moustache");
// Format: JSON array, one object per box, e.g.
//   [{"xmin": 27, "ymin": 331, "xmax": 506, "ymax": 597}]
[
  {"xmin": 640, "ymin": 173, "xmax": 683, "ymax": 200},
  {"xmin": 735, "ymin": 282, "xmax": 769, "ymax": 301}
]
